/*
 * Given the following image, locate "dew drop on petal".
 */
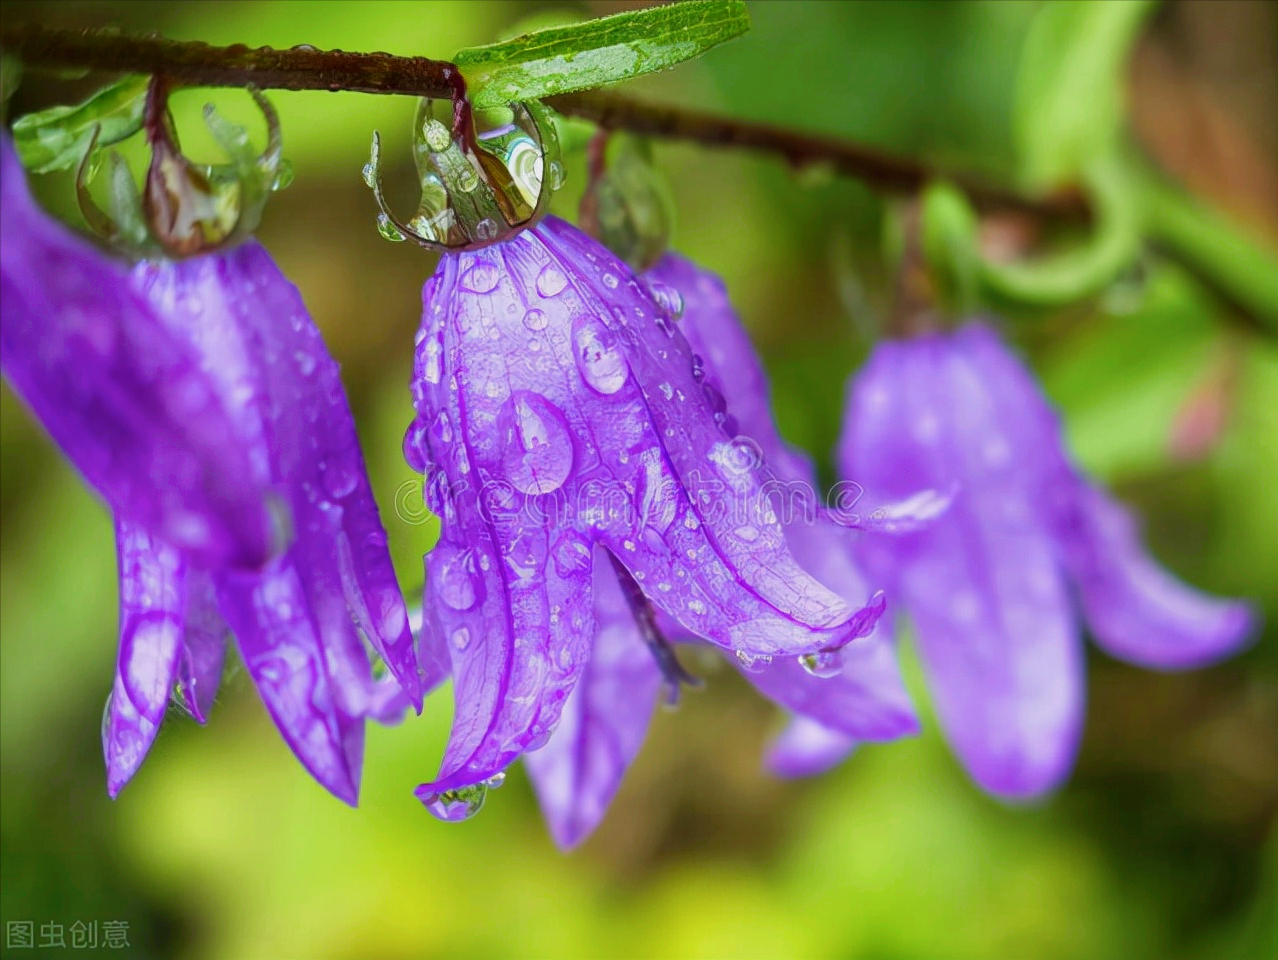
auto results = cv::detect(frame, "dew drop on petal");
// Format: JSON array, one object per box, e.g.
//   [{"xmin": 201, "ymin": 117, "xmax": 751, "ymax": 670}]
[
  {"xmin": 644, "ymin": 279, "xmax": 685, "ymax": 320},
  {"xmin": 498, "ymin": 392, "xmax": 574, "ymax": 495},
  {"xmin": 461, "ymin": 261, "xmax": 500, "ymax": 293},
  {"xmin": 799, "ymin": 650, "xmax": 844, "ymax": 678},
  {"xmin": 523, "ymin": 308, "xmax": 549, "ymax": 331},
  {"xmin": 485, "ymin": 771, "xmax": 507, "ymax": 789},
  {"xmin": 572, "ymin": 316, "xmax": 630, "ymax": 395},
  {"xmin": 536, "ymin": 264, "xmax": 568, "ymax": 298},
  {"xmin": 451, "ymin": 626, "xmax": 471, "ymax": 650},
  {"xmin": 420, "ymin": 783, "xmax": 487, "ymax": 822},
  {"xmin": 321, "ymin": 460, "xmax": 359, "ymax": 499},
  {"xmin": 437, "ymin": 549, "xmax": 481, "ymax": 611},
  {"xmin": 403, "ymin": 421, "xmax": 431, "ymax": 473}
]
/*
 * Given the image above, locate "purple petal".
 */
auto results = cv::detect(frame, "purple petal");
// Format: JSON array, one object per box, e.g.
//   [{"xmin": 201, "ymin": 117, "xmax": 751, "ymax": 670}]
[
  {"xmin": 1051, "ymin": 479, "xmax": 1255, "ymax": 668},
  {"xmin": 216, "ymin": 561, "xmax": 364, "ymax": 805},
  {"xmin": 954, "ymin": 323, "xmax": 1256, "ymax": 669},
  {"xmin": 0, "ymin": 134, "xmax": 272, "ymax": 567},
  {"xmin": 766, "ymin": 717, "xmax": 859, "ymax": 779},
  {"xmin": 841, "ymin": 330, "xmax": 1084, "ymax": 799},
  {"xmin": 173, "ymin": 570, "xmax": 227, "ymax": 723},
  {"xmin": 104, "ymin": 520, "xmax": 186, "ymax": 797},
  {"xmin": 741, "ymin": 616, "xmax": 919, "ymax": 742},
  {"xmin": 524, "ymin": 551, "xmax": 663, "ymax": 849}
]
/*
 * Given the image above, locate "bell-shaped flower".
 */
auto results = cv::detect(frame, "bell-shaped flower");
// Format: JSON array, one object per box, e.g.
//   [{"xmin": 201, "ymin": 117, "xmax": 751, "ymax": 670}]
[
  {"xmin": 407, "ymin": 217, "xmax": 876, "ymax": 813},
  {"xmin": 522, "ymin": 252, "xmax": 920, "ymax": 848},
  {"xmin": 0, "ymin": 132, "xmax": 273, "ymax": 568},
  {"xmin": 839, "ymin": 322, "xmax": 1256, "ymax": 798},
  {"xmin": 102, "ymin": 241, "xmax": 420, "ymax": 803}
]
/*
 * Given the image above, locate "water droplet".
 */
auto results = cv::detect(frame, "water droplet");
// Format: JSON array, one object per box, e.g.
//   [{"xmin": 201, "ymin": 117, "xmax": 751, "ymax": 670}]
[
  {"xmin": 552, "ymin": 533, "xmax": 592, "ymax": 577},
  {"xmin": 644, "ymin": 279, "xmax": 685, "ymax": 320},
  {"xmin": 658, "ymin": 382, "xmax": 674, "ymax": 401},
  {"xmin": 422, "ymin": 119, "xmax": 452, "ymax": 152},
  {"xmin": 437, "ymin": 549, "xmax": 481, "ymax": 611},
  {"xmin": 294, "ymin": 350, "xmax": 316, "ymax": 376},
  {"xmin": 601, "ymin": 272, "xmax": 619, "ymax": 289},
  {"xmin": 432, "ymin": 411, "xmax": 454, "ymax": 445},
  {"xmin": 461, "ymin": 261, "xmax": 500, "ymax": 293},
  {"xmin": 420, "ymin": 783, "xmax": 487, "ymax": 822},
  {"xmin": 734, "ymin": 650, "xmax": 773, "ymax": 673},
  {"xmin": 475, "ymin": 218, "xmax": 498, "ymax": 241},
  {"xmin": 271, "ymin": 159, "xmax": 295, "ymax": 192},
  {"xmin": 572, "ymin": 317, "xmax": 630, "ymax": 395},
  {"xmin": 321, "ymin": 460, "xmax": 358, "ymax": 499},
  {"xmin": 485, "ymin": 771, "xmax": 507, "ymax": 790},
  {"xmin": 702, "ymin": 383, "xmax": 727, "ymax": 415},
  {"xmin": 422, "ymin": 338, "xmax": 443, "ymax": 384},
  {"xmin": 456, "ymin": 165, "xmax": 480, "ymax": 193},
  {"xmin": 523, "ymin": 308, "xmax": 548, "ymax": 331},
  {"xmin": 376, "ymin": 213, "xmax": 406, "ymax": 242},
  {"xmin": 547, "ymin": 161, "xmax": 565, "ymax": 191},
  {"xmin": 536, "ymin": 263, "xmax": 568, "ymax": 298},
  {"xmin": 451, "ymin": 627, "xmax": 472, "ymax": 652},
  {"xmin": 691, "ymin": 354, "xmax": 705, "ymax": 382},
  {"xmin": 498, "ymin": 392, "xmax": 574, "ymax": 495},
  {"xmin": 799, "ymin": 650, "xmax": 844, "ymax": 679},
  {"xmin": 734, "ymin": 524, "xmax": 759, "ymax": 542}
]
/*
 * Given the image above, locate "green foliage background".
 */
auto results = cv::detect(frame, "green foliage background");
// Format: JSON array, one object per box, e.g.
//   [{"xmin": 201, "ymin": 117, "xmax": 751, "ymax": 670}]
[{"xmin": 1, "ymin": 2, "xmax": 1275, "ymax": 958}]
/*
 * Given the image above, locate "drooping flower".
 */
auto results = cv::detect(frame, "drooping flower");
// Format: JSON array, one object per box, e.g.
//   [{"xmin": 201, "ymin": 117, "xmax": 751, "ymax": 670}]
[
  {"xmin": 523, "ymin": 252, "xmax": 921, "ymax": 848},
  {"xmin": 839, "ymin": 322, "xmax": 1256, "ymax": 798},
  {"xmin": 101, "ymin": 241, "xmax": 421, "ymax": 803},
  {"xmin": 0, "ymin": 132, "xmax": 272, "ymax": 568},
  {"xmin": 407, "ymin": 217, "xmax": 879, "ymax": 815}
]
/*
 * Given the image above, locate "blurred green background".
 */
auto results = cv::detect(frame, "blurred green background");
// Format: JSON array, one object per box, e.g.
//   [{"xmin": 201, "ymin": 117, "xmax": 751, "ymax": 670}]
[{"xmin": 2, "ymin": 2, "xmax": 1276, "ymax": 958}]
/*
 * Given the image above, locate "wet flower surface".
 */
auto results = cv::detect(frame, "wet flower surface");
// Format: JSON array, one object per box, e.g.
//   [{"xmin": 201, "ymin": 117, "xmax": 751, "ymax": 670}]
[
  {"xmin": 840, "ymin": 322, "xmax": 1256, "ymax": 798},
  {"xmin": 408, "ymin": 218, "xmax": 877, "ymax": 807},
  {"xmin": 524, "ymin": 253, "xmax": 919, "ymax": 848}
]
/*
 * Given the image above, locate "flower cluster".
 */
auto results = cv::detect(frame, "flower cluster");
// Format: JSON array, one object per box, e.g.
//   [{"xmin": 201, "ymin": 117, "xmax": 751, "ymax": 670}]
[{"xmin": 0, "ymin": 80, "xmax": 1256, "ymax": 848}]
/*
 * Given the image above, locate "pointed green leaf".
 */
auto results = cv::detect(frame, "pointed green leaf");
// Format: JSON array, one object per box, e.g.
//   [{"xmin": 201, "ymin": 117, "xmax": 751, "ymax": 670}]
[
  {"xmin": 455, "ymin": 0, "xmax": 751, "ymax": 110},
  {"xmin": 10, "ymin": 74, "xmax": 149, "ymax": 173}
]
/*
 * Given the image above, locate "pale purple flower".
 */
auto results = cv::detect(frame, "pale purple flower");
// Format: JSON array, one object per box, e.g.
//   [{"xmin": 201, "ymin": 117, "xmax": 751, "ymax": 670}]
[
  {"xmin": 840, "ymin": 322, "xmax": 1256, "ymax": 798},
  {"xmin": 523, "ymin": 253, "xmax": 920, "ymax": 848},
  {"xmin": 1, "ymin": 133, "xmax": 272, "ymax": 568},
  {"xmin": 101, "ymin": 242, "xmax": 420, "ymax": 803},
  {"xmin": 407, "ymin": 218, "xmax": 877, "ymax": 813}
]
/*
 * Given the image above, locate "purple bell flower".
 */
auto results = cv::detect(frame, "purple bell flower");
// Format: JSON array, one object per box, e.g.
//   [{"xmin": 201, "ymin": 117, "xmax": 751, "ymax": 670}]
[
  {"xmin": 408, "ymin": 218, "xmax": 877, "ymax": 812},
  {"xmin": 101, "ymin": 242, "xmax": 421, "ymax": 804},
  {"xmin": 1, "ymin": 133, "xmax": 273, "ymax": 568},
  {"xmin": 839, "ymin": 322, "xmax": 1256, "ymax": 798},
  {"xmin": 523, "ymin": 252, "xmax": 920, "ymax": 848},
  {"xmin": 2, "ymin": 133, "xmax": 417, "ymax": 802}
]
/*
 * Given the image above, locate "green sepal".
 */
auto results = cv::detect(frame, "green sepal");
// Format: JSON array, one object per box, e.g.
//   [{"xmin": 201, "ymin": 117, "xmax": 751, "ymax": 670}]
[
  {"xmin": 920, "ymin": 181, "xmax": 980, "ymax": 316},
  {"xmin": 455, "ymin": 0, "xmax": 751, "ymax": 109}
]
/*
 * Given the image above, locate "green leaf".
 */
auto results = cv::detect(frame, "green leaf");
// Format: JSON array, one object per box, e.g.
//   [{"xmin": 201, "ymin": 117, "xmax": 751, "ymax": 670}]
[
  {"xmin": 10, "ymin": 74, "xmax": 149, "ymax": 174},
  {"xmin": 1014, "ymin": 0, "xmax": 1154, "ymax": 190},
  {"xmin": 455, "ymin": 0, "xmax": 751, "ymax": 110}
]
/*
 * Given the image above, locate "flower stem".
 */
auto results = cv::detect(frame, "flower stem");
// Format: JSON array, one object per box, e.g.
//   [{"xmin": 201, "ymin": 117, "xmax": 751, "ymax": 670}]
[{"xmin": 1, "ymin": 22, "xmax": 1081, "ymax": 219}]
